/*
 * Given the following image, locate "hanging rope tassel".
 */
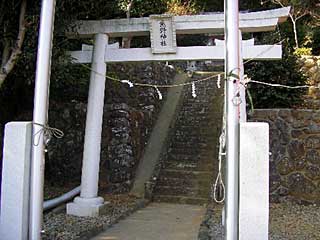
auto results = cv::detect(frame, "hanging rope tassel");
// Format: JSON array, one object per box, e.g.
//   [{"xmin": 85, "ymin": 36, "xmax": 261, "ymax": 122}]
[
  {"xmin": 212, "ymin": 129, "xmax": 226, "ymax": 203},
  {"xmin": 217, "ymin": 74, "xmax": 221, "ymax": 89},
  {"xmin": 165, "ymin": 61, "xmax": 175, "ymax": 70},
  {"xmin": 212, "ymin": 157, "xmax": 226, "ymax": 203},
  {"xmin": 191, "ymin": 82, "xmax": 197, "ymax": 98},
  {"xmin": 154, "ymin": 86, "xmax": 163, "ymax": 100}
]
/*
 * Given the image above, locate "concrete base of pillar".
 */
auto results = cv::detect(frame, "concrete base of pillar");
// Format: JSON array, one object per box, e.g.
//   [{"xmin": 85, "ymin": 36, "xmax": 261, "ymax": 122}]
[
  {"xmin": 66, "ymin": 196, "xmax": 108, "ymax": 217},
  {"xmin": 0, "ymin": 122, "xmax": 32, "ymax": 240}
]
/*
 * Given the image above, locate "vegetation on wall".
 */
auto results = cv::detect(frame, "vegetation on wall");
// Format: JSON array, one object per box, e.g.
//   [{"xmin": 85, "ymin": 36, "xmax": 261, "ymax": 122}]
[{"xmin": 246, "ymin": 51, "xmax": 306, "ymax": 108}]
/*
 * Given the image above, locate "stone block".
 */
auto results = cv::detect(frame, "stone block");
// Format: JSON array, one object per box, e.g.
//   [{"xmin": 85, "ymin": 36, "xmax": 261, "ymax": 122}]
[
  {"xmin": 288, "ymin": 140, "xmax": 305, "ymax": 159},
  {"xmin": 276, "ymin": 157, "xmax": 294, "ymax": 175},
  {"xmin": 306, "ymin": 149, "xmax": 320, "ymax": 165},
  {"xmin": 67, "ymin": 196, "xmax": 108, "ymax": 217},
  {"xmin": 288, "ymin": 172, "xmax": 316, "ymax": 196},
  {"xmin": 239, "ymin": 122, "xmax": 269, "ymax": 240},
  {"xmin": 0, "ymin": 122, "xmax": 32, "ymax": 240}
]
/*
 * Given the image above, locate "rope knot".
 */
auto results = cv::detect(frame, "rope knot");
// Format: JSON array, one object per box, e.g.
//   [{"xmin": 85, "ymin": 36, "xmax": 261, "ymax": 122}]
[{"xmin": 33, "ymin": 122, "xmax": 64, "ymax": 148}]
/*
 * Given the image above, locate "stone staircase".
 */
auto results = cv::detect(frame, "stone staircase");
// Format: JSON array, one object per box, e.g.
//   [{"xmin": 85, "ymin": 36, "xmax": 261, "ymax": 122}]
[{"xmin": 152, "ymin": 76, "xmax": 224, "ymax": 204}]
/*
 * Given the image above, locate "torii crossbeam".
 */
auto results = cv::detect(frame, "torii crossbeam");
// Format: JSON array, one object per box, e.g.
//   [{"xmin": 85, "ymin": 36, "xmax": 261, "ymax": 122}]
[
  {"xmin": 66, "ymin": 7, "xmax": 290, "ymax": 38},
  {"xmin": 70, "ymin": 43, "xmax": 282, "ymax": 63}
]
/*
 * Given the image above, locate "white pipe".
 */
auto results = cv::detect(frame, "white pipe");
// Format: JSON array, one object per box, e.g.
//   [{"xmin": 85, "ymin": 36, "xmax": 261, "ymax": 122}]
[
  {"xmin": 43, "ymin": 186, "xmax": 81, "ymax": 211},
  {"xmin": 30, "ymin": 0, "xmax": 56, "ymax": 239},
  {"xmin": 225, "ymin": 0, "xmax": 240, "ymax": 239}
]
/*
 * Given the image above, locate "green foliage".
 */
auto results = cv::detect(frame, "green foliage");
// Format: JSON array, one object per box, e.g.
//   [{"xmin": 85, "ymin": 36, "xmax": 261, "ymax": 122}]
[
  {"xmin": 118, "ymin": 0, "xmax": 167, "ymax": 17},
  {"xmin": 166, "ymin": 0, "xmax": 199, "ymax": 15},
  {"xmin": 311, "ymin": 27, "xmax": 320, "ymax": 55},
  {"xmin": 246, "ymin": 51, "xmax": 306, "ymax": 108},
  {"xmin": 294, "ymin": 47, "xmax": 312, "ymax": 56},
  {"xmin": 194, "ymin": 0, "xmax": 223, "ymax": 12}
]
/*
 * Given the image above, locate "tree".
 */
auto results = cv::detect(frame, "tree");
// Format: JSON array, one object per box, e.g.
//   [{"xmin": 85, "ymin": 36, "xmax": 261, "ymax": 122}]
[{"xmin": 0, "ymin": 0, "xmax": 27, "ymax": 87}]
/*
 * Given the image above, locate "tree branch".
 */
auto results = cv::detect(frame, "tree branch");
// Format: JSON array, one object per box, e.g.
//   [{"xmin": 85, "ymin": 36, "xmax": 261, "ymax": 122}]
[
  {"xmin": 122, "ymin": 0, "xmax": 134, "ymax": 48},
  {"xmin": 126, "ymin": 0, "xmax": 134, "ymax": 19},
  {"xmin": 0, "ymin": 0, "xmax": 27, "ymax": 87},
  {"xmin": 295, "ymin": 12, "xmax": 308, "ymax": 21}
]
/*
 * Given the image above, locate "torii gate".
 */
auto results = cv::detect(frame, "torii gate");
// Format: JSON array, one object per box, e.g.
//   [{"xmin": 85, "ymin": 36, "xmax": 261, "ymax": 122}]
[{"xmin": 65, "ymin": 5, "xmax": 289, "ymax": 229}]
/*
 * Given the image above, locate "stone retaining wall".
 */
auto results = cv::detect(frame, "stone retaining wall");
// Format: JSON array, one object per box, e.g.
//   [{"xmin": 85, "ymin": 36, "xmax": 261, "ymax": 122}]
[
  {"xmin": 0, "ymin": 63, "xmax": 175, "ymax": 193},
  {"xmin": 251, "ymin": 109, "xmax": 320, "ymax": 203}
]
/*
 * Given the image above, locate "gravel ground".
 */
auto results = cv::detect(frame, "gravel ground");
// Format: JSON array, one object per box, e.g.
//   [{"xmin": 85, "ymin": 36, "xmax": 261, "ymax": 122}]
[
  {"xmin": 43, "ymin": 190, "xmax": 320, "ymax": 240},
  {"xmin": 42, "ymin": 194, "xmax": 148, "ymax": 240},
  {"xmin": 269, "ymin": 202, "xmax": 320, "ymax": 240},
  {"xmin": 201, "ymin": 202, "xmax": 320, "ymax": 240}
]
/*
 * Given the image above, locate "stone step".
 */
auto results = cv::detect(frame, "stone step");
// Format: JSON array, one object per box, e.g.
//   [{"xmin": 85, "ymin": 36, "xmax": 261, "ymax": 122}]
[
  {"xmin": 173, "ymin": 127, "xmax": 215, "ymax": 133},
  {"xmin": 156, "ymin": 175, "xmax": 212, "ymax": 189},
  {"xmin": 175, "ymin": 125, "xmax": 221, "ymax": 131},
  {"xmin": 167, "ymin": 154, "xmax": 201, "ymax": 162},
  {"xmin": 185, "ymin": 102, "xmax": 219, "ymax": 108},
  {"xmin": 184, "ymin": 90, "xmax": 215, "ymax": 95},
  {"xmin": 180, "ymin": 102, "xmax": 210, "ymax": 107},
  {"xmin": 168, "ymin": 147, "xmax": 203, "ymax": 155},
  {"xmin": 181, "ymin": 101, "xmax": 215, "ymax": 107},
  {"xmin": 183, "ymin": 97, "xmax": 215, "ymax": 103},
  {"xmin": 177, "ymin": 111, "xmax": 213, "ymax": 116},
  {"xmin": 166, "ymin": 154, "xmax": 217, "ymax": 163},
  {"xmin": 167, "ymin": 153, "xmax": 215, "ymax": 162},
  {"xmin": 177, "ymin": 123, "xmax": 216, "ymax": 129},
  {"xmin": 175, "ymin": 124, "xmax": 218, "ymax": 130},
  {"xmin": 177, "ymin": 112, "xmax": 212, "ymax": 118},
  {"xmin": 174, "ymin": 125, "xmax": 219, "ymax": 132},
  {"xmin": 169, "ymin": 144, "xmax": 214, "ymax": 151},
  {"xmin": 177, "ymin": 115, "xmax": 213, "ymax": 122},
  {"xmin": 153, "ymin": 185, "xmax": 210, "ymax": 198},
  {"xmin": 159, "ymin": 169, "xmax": 213, "ymax": 180},
  {"xmin": 152, "ymin": 195, "xmax": 208, "ymax": 205},
  {"xmin": 171, "ymin": 138, "xmax": 215, "ymax": 146},
  {"xmin": 175, "ymin": 126, "xmax": 216, "ymax": 132},
  {"xmin": 172, "ymin": 135, "xmax": 215, "ymax": 140},
  {"xmin": 170, "ymin": 142, "xmax": 211, "ymax": 149},
  {"xmin": 176, "ymin": 113, "xmax": 212, "ymax": 119},
  {"xmin": 163, "ymin": 160, "xmax": 215, "ymax": 171},
  {"xmin": 168, "ymin": 146, "xmax": 218, "ymax": 155},
  {"xmin": 172, "ymin": 132, "xmax": 218, "ymax": 139},
  {"xmin": 173, "ymin": 133, "xmax": 215, "ymax": 141},
  {"xmin": 166, "ymin": 157, "xmax": 214, "ymax": 164}
]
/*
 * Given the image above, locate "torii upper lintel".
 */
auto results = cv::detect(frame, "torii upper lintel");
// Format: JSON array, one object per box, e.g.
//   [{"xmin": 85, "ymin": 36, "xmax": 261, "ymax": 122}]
[{"xmin": 66, "ymin": 7, "xmax": 290, "ymax": 38}]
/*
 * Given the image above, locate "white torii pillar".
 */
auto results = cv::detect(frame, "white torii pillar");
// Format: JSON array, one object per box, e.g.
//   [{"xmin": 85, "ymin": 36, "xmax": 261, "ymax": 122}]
[{"xmin": 67, "ymin": 33, "xmax": 108, "ymax": 217}]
